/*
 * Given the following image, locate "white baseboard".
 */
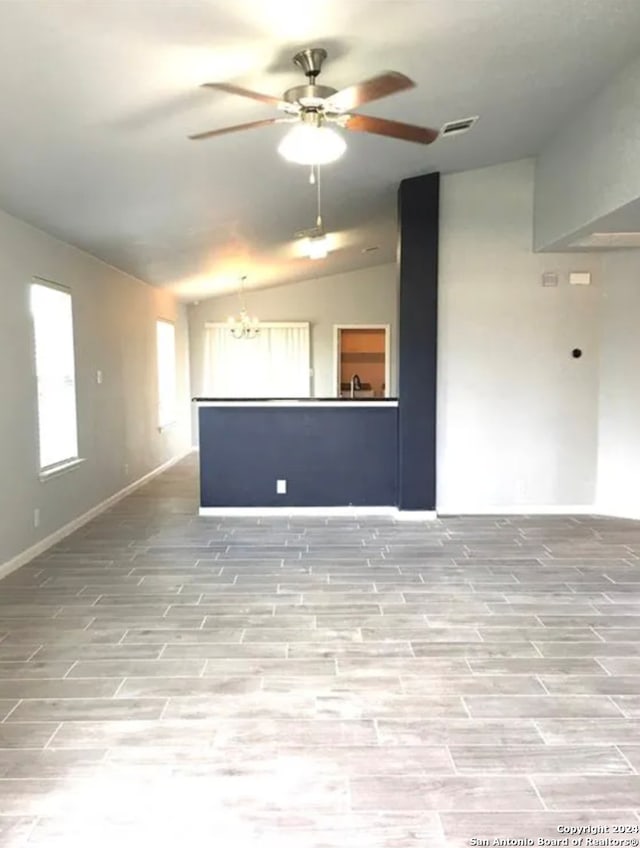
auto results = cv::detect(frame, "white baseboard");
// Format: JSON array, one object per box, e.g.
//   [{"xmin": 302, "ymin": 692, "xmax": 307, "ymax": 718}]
[
  {"xmin": 594, "ymin": 504, "xmax": 640, "ymax": 521},
  {"xmin": 394, "ymin": 510, "xmax": 438, "ymax": 521},
  {"xmin": 199, "ymin": 506, "xmax": 437, "ymax": 520},
  {"xmin": 0, "ymin": 449, "xmax": 194, "ymax": 582},
  {"xmin": 436, "ymin": 504, "xmax": 597, "ymax": 516}
]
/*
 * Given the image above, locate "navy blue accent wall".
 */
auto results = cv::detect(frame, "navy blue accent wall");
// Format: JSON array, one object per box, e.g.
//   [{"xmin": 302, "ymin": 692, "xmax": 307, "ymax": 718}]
[
  {"xmin": 199, "ymin": 406, "xmax": 398, "ymax": 507},
  {"xmin": 397, "ymin": 172, "xmax": 439, "ymax": 511}
]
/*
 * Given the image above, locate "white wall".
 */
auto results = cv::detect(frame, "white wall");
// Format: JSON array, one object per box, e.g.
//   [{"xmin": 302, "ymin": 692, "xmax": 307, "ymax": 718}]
[
  {"xmin": 437, "ymin": 159, "xmax": 602, "ymax": 511},
  {"xmin": 188, "ymin": 263, "xmax": 398, "ymax": 436},
  {"xmin": 0, "ymin": 207, "xmax": 191, "ymax": 570},
  {"xmin": 596, "ymin": 249, "xmax": 640, "ymax": 519},
  {"xmin": 534, "ymin": 54, "xmax": 640, "ymax": 250}
]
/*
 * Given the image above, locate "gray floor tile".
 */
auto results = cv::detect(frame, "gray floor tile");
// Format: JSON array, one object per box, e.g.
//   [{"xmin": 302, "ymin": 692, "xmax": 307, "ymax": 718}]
[
  {"xmin": 6, "ymin": 697, "xmax": 167, "ymax": 722},
  {"xmin": 412, "ymin": 642, "xmax": 541, "ymax": 657},
  {"xmin": 0, "ymin": 749, "xmax": 107, "ymax": 779},
  {"xmin": 316, "ymin": 693, "xmax": 468, "ymax": 719},
  {"xmin": 448, "ymin": 744, "xmax": 633, "ymax": 774},
  {"xmin": 610, "ymin": 695, "xmax": 640, "ymax": 717},
  {"xmin": 116, "ymin": 675, "xmax": 263, "ymax": 697},
  {"xmin": 539, "ymin": 675, "xmax": 640, "ymax": 695},
  {"xmin": 535, "ymin": 641, "xmax": 640, "ymax": 657},
  {"xmin": 349, "ymin": 775, "xmax": 543, "ymax": 811},
  {"xmin": 67, "ymin": 659, "xmax": 207, "ymax": 677},
  {"xmin": 0, "ymin": 455, "xmax": 639, "ymax": 840},
  {"xmin": 163, "ymin": 642, "xmax": 288, "ymax": 658},
  {"xmin": 532, "ymin": 774, "xmax": 640, "ymax": 809},
  {"xmin": 0, "ymin": 662, "xmax": 75, "ymax": 678},
  {"xmin": 30, "ymin": 645, "xmax": 164, "ymax": 661},
  {"xmin": 0, "ymin": 724, "xmax": 59, "ymax": 748},
  {"xmin": 162, "ymin": 692, "xmax": 317, "ymax": 719},
  {"xmin": 288, "ymin": 642, "xmax": 413, "ymax": 658},
  {"xmin": 467, "ymin": 657, "xmax": 608, "ymax": 674},
  {"xmin": 203, "ymin": 658, "xmax": 337, "ymax": 676},
  {"xmin": 536, "ymin": 718, "xmax": 640, "ymax": 744},
  {"xmin": 598, "ymin": 658, "xmax": 640, "ymax": 675},
  {"xmin": 617, "ymin": 745, "xmax": 640, "ymax": 771},
  {"xmin": 122, "ymin": 628, "xmax": 245, "ymax": 643},
  {"xmin": 401, "ymin": 675, "xmax": 546, "ymax": 695},
  {"xmin": 0, "ymin": 679, "xmax": 122, "ymax": 699},
  {"xmin": 376, "ymin": 719, "xmax": 544, "ymax": 745},
  {"xmin": 463, "ymin": 695, "xmax": 624, "ymax": 718}
]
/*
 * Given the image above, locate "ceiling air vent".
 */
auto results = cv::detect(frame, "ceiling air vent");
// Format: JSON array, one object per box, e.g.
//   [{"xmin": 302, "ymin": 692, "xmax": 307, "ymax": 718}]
[
  {"xmin": 570, "ymin": 232, "xmax": 640, "ymax": 248},
  {"xmin": 440, "ymin": 116, "xmax": 478, "ymax": 137}
]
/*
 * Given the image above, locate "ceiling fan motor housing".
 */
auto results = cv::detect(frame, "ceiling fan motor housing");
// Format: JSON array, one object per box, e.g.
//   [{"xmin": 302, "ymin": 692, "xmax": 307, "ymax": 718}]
[
  {"xmin": 285, "ymin": 48, "xmax": 338, "ymax": 109},
  {"xmin": 283, "ymin": 83, "xmax": 337, "ymax": 107}
]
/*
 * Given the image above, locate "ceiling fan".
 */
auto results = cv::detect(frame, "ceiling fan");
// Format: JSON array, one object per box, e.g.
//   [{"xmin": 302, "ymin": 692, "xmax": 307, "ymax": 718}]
[{"xmin": 188, "ymin": 47, "xmax": 439, "ymax": 161}]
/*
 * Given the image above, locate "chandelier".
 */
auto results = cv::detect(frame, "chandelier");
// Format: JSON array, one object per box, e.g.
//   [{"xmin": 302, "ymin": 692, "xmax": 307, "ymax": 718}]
[{"xmin": 228, "ymin": 276, "xmax": 259, "ymax": 339}]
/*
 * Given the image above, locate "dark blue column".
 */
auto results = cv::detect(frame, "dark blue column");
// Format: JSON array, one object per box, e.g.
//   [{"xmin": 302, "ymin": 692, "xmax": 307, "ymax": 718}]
[{"xmin": 397, "ymin": 172, "xmax": 439, "ymax": 511}]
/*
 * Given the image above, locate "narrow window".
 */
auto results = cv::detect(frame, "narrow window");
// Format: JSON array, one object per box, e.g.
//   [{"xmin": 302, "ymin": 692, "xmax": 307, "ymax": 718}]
[
  {"xmin": 31, "ymin": 280, "xmax": 79, "ymax": 471},
  {"xmin": 156, "ymin": 320, "xmax": 177, "ymax": 428}
]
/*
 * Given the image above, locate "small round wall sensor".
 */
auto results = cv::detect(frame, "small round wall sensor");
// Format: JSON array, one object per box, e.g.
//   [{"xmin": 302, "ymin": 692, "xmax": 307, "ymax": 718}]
[{"xmin": 572, "ymin": 348, "xmax": 583, "ymax": 359}]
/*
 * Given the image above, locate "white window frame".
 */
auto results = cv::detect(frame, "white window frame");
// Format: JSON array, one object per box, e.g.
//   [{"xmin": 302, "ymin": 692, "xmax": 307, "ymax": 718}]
[
  {"xmin": 30, "ymin": 276, "xmax": 82, "ymax": 479},
  {"xmin": 156, "ymin": 319, "xmax": 177, "ymax": 430}
]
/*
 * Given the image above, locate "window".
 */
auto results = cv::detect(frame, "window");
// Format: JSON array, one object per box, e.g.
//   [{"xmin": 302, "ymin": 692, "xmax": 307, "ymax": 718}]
[
  {"xmin": 31, "ymin": 280, "xmax": 79, "ymax": 472},
  {"xmin": 203, "ymin": 323, "xmax": 310, "ymax": 398},
  {"xmin": 156, "ymin": 320, "xmax": 177, "ymax": 428}
]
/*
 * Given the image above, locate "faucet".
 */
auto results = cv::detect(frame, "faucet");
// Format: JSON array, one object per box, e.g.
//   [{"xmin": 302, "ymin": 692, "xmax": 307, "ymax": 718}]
[{"xmin": 350, "ymin": 374, "xmax": 362, "ymax": 398}]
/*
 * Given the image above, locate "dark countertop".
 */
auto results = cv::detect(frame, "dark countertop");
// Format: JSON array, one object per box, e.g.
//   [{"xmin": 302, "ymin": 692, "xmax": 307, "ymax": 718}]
[{"xmin": 192, "ymin": 397, "xmax": 399, "ymax": 402}]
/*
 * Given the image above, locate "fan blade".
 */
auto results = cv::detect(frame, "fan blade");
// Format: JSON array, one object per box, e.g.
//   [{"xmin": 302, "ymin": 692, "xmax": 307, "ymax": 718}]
[
  {"xmin": 324, "ymin": 71, "xmax": 415, "ymax": 112},
  {"xmin": 201, "ymin": 82, "xmax": 284, "ymax": 108},
  {"xmin": 188, "ymin": 117, "xmax": 283, "ymax": 140},
  {"xmin": 344, "ymin": 113, "xmax": 439, "ymax": 145}
]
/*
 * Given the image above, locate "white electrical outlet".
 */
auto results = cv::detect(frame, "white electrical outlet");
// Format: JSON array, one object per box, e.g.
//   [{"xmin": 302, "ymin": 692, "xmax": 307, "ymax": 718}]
[
  {"xmin": 33, "ymin": 508, "xmax": 40, "ymax": 528},
  {"xmin": 96, "ymin": 369, "xmax": 103, "ymax": 384},
  {"xmin": 276, "ymin": 479, "xmax": 287, "ymax": 494},
  {"xmin": 569, "ymin": 271, "xmax": 591, "ymax": 286}
]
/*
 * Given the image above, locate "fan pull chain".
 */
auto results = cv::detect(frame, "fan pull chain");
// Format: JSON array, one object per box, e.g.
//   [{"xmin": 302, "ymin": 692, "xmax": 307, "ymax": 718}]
[{"xmin": 316, "ymin": 165, "xmax": 323, "ymax": 229}]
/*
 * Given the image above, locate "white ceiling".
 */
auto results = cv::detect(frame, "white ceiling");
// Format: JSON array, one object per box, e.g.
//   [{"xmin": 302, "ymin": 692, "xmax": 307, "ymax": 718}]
[{"xmin": 1, "ymin": 0, "xmax": 640, "ymax": 300}]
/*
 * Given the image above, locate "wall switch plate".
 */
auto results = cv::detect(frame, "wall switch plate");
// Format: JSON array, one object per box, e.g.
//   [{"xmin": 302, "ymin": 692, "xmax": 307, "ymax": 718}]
[
  {"xmin": 33, "ymin": 508, "xmax": 40, "ymax": 528},
  {"xmin": 569, "ymin": 271, "xmax": 591, "ymax": 286},
  {"xmin": 96, "ymin": 370, "xmax": 103, "ymax": 384},
  {"xmin": 276, "ymin": 479, "xmax": 287, "ymax": 494}
]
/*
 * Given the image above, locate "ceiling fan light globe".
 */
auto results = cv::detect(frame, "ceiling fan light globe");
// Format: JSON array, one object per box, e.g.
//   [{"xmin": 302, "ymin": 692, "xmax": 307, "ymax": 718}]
[{"xmin": 278, "ymin": 123, "xmax": 346, "ymax": 165}]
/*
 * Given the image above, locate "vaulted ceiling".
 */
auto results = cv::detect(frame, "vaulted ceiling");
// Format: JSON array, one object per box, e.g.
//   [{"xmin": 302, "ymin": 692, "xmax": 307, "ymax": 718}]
[{"xmin": 1, "ymin": 0, "xmax": 639, "ymax": 299}]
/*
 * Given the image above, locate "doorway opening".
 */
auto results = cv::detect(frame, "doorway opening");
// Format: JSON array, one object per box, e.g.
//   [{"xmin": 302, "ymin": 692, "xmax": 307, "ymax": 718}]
[{"xmin": 334, "ymin": 325, "xmax": 390, "ymax": 398}]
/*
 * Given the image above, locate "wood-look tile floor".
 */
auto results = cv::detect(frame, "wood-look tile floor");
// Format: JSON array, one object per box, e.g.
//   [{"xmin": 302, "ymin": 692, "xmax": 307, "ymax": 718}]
[{"xmin": 1, "ymin": 453, "xmax": 640, "ymax": 846}]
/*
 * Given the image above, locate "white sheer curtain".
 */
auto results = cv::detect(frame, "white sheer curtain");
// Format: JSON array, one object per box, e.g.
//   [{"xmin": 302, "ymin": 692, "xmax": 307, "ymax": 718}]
[{"xmin": 203, "ymin": 323, "xmax": 310, "ymax": 397}]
